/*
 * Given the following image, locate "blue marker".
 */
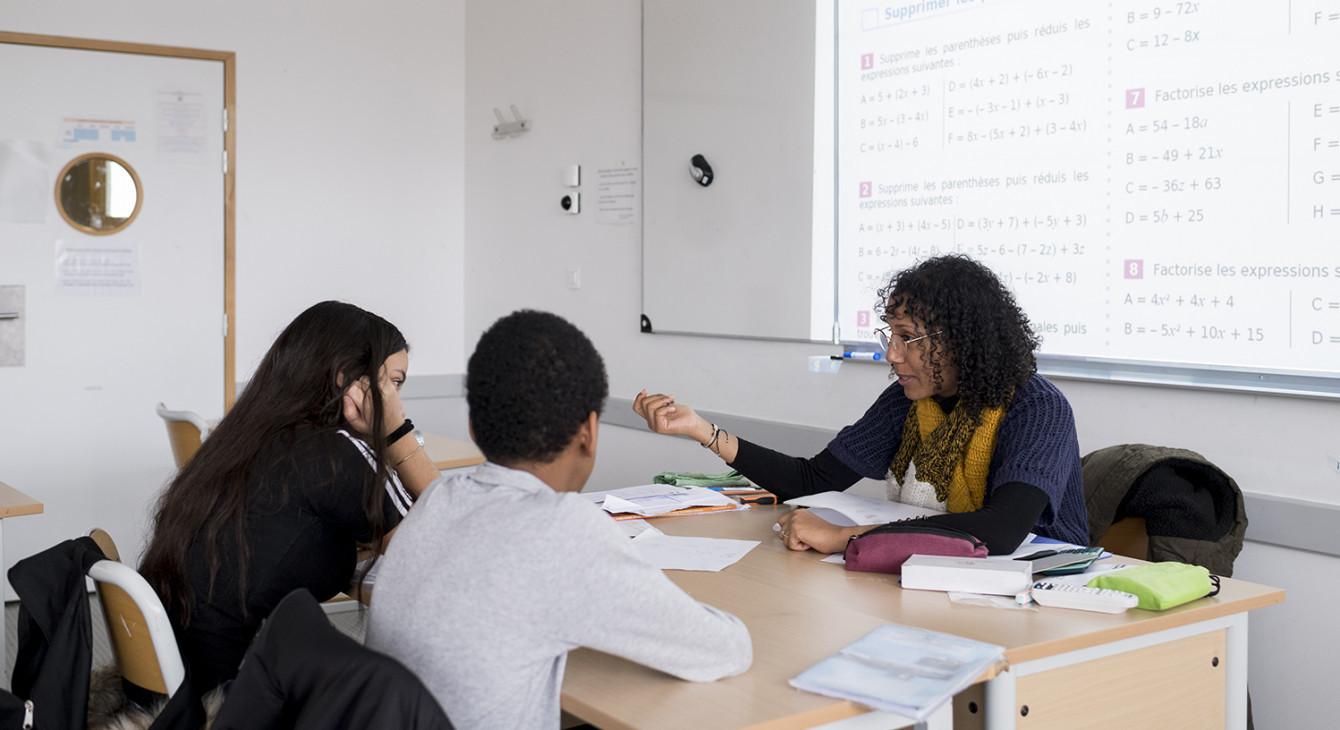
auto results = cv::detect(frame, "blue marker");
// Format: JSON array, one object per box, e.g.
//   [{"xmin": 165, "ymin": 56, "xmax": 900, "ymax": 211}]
[{"xmin": 832, "ymin": 352, "xmax": 883, "ymax": 361}]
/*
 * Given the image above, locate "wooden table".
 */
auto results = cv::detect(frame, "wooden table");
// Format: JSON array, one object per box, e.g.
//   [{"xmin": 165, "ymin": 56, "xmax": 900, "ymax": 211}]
[
  {"xmin": 0, "ymin": 480, "xmax": 43, "ymax": 685},
  {"xmin": 422, "ymin": 432, "xmax": 485, "ymax": 471},
  {"xmin": 561, "ymin": 506, "xmax": 1284, "ymax": 730}
]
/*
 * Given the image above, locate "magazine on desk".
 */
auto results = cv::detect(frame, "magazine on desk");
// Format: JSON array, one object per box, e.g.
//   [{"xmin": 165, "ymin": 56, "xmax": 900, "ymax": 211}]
[
  {"xmin": 785, "ymin": 491, "xmax": 942, "ymax": 526},
  {"xmin": 789, "ymin": 624, "xmax": 1004, "ymax": 720}
]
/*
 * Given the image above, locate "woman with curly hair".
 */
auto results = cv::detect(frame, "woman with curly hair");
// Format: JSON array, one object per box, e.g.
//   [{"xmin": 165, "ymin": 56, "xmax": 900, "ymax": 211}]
[{"xmin": 633, "ymin": 254, "xmax": 1087, "ymax": 554}]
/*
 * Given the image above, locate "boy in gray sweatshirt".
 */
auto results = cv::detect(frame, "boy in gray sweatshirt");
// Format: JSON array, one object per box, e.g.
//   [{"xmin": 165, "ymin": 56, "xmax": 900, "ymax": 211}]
[{"xmin": 367, "ymin": 309, "xmax": 752, "ymax": 729}]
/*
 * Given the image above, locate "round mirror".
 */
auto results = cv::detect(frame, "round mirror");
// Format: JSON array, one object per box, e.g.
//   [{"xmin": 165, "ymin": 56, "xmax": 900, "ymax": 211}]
[{"xmin": 55, "ymin": 153, "xmax": 143, "ymax": 235}]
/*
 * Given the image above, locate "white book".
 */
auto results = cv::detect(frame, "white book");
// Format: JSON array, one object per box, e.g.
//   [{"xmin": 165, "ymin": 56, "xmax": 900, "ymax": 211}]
[
  {"xmin": 790, "ymin": 624, "xmax": 1004, "ymax": 720},
  {"xmin": 899, "ymin": 555, "xmax": 1033, "ymax": 596},
  {"xmin": 785, "ymin": 490, "xmax": 942, "ymax": 527}
]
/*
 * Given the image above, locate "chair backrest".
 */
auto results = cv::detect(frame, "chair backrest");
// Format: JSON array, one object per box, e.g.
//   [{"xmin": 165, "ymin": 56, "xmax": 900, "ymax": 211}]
[
  {"xmin": 88, "ymin": 527, "xmax": 120, "ymax": 562},
  {"xmin": 156, "ymin": 402, "xmax": 212, "ymax": 468},
  {"xmin": 1096, "ymin": 516, "xmax": 1149, "ymax": 561},
  {"xmin": 86, "ymin": 529, "xmax": 185, "ymax": 698}
]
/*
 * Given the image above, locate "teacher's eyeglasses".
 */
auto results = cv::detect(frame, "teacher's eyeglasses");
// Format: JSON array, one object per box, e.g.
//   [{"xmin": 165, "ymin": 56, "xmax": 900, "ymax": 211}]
[{"xmin": 875, "ymin": 327, "xmax": 943, "ymax": 354}]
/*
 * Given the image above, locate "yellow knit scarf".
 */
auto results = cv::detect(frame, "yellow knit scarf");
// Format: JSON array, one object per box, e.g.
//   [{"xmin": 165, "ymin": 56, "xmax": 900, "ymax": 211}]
[{"xmin": 889, "ymin": 398, "xmax": 1007, "ymax": 512}]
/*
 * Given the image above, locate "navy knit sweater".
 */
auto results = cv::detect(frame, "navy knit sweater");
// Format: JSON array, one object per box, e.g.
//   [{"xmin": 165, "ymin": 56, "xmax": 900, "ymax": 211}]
[{"xmin": 827, "ymin": 373, "xmax": 1088, "ymax": 545}]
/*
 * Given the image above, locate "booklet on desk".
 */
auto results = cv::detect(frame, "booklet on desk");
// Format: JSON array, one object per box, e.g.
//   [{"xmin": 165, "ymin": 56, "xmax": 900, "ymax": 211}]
[
  {"xmin": 784, "ymin": 491, "xmax": 941, "ymax": 527},
  {"xmin": 790, "ymin": 624, "xmax": 1004, "ymax": 720}
]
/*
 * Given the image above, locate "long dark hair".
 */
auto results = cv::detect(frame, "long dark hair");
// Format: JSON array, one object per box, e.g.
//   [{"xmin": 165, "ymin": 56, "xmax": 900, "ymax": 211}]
[
  {"xmin": 140, "ymin": 301, "xmax": 408, "ymax": 625},
  {"xmin": 878, "ymin": 254, "xmax": 1039, "ymax": 421}
]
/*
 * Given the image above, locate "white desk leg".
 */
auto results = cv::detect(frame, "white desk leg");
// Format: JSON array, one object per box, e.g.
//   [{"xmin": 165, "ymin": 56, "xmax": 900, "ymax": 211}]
[
  {"xmin": 1, "ymin": 517, "xmax": 7, "ymax": 688},
  {"xmin": 983, "ymin": 667, "xmax": 1016, "ymax": 730},
  {"xmin": 1226, "ymin": 614, "xmax": 1249, "ymax": 730},
  {"xmin": 921, "ymin": 700, "xmax": 953, "ymax": 730}
]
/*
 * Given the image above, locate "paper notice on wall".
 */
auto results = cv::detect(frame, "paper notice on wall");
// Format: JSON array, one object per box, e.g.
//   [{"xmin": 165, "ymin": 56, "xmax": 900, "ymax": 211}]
[
  {"xmin": 0, "ymin": 141, "xmax": 49, "ymax": 223},
  {"xmin": 156, "ymin": 87, "xmax": 209, "ymax": 159},
  {"xmin": 595, "ymin": 166, "xmax": 639, "ymax": 225},
  {"xmin": 58, "ymin": 118, "xmax": 138, "ymax": 149},
  {"xmin": 55, "ymin": 239, "xmax": 140, "ymax": 296}
]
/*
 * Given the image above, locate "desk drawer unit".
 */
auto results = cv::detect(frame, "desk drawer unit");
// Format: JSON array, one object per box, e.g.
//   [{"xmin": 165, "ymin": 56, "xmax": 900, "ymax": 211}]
[{"xmin": 951, "ymin": 623, "xmax": 1236, "ymax": 730}]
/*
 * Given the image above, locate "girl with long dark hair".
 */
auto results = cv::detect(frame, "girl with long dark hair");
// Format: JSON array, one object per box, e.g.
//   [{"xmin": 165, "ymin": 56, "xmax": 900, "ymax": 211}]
[{"xmin": 140, "ymin": 301, "xmax": 438, "ymax": 691}]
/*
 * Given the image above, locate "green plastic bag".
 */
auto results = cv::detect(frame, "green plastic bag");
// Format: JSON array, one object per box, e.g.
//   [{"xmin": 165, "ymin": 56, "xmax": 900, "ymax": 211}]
[
  {"xmin": 651, "ymin": 469, "xmax": 752, "ymax": 489},
  {"xmin": 1086, "ymin": 562, "xmax": 1217, "ymax": 610}
]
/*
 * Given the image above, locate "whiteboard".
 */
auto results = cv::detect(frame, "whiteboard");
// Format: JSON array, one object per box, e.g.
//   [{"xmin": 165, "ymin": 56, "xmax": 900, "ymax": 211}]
[
  {"xmin": 642, "ymin": 0, "xmax": 832, "ymax": 341},
  {"xmin": 642, "ymin": 0, "xmax": 1340, "ymax": 397},
  {"xmin": 834, "ymin": 0, "xmax": 1340, "ymax": 396}
]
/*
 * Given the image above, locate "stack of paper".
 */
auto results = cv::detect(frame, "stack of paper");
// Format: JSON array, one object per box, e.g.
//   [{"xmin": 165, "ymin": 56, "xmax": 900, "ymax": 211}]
[
  {"xmin": 581, "ymin": 484, "xmax": 745, "ymax": 520},
  {"xmin": 790, "ymin": 624, "xmax": 1004, "ymax": 720}
]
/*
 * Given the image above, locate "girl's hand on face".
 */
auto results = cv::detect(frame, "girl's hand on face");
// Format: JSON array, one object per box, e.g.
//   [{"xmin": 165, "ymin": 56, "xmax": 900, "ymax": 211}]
[
  {"xmin": 345, "ymin": 350, "xmax": 411, "ymax": 441},
  {"xmin": 343, "ymin": 371, "xmax": 408, "ymax": 440},
  {"xmin": 342, "ymin": 377, "xmax": 376, "ymax": 438}
]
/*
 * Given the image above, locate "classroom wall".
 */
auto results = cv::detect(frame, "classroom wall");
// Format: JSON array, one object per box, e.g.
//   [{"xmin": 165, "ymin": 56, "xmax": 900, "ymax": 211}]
[
  {"xmin": 463, "ymin": 1, "xmax": 1336, "ymax": 727},
  {"xmin": 1, "ymin": 0, "xmax": 468, "ymax": 381},
  {"xmin": 1, "ymin": 0, "xmax": 466, "ymax": 568},
  {"xmin": 7, "ymin": 1, "xmax": 1333, "ymax": 726}
]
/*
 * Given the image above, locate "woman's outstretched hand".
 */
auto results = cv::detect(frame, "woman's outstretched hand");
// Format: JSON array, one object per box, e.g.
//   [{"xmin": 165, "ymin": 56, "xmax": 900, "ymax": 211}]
[{"xmin": 632, "ymin": 389, "xmax": 711, "ymax": 443}]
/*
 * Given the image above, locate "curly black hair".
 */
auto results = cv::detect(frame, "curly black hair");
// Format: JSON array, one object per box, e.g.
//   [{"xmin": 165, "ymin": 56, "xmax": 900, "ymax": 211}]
[
  {"xmin": 466, "ymin": 309, "xmax": 609, "ymax": 464},
  {"xmin": 878, "ymin": 254, "xmax": 1039, "ymax": 421}
]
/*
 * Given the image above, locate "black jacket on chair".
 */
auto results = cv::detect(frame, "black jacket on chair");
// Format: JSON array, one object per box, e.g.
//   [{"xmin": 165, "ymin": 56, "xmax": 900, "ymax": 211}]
[
  {"xmin": 211, "ymin": 589, "xmax": 452, "ymax": 730},
  {"xmin": 7, "ymin": 536, "xmax": 205, "ymax": 730},
  {"xmin": 8, "ymin": 536, "xmax": 105, "ymax": 730},
  {"xmin": 1082, "ymin": 443, "xmax": 1248, "ymax": 577}
]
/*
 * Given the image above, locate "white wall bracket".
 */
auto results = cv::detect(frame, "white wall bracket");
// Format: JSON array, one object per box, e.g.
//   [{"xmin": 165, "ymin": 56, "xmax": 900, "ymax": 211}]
[{"xmin": 492, "ymin": 105, "xmax": 531, "ymax": 139}]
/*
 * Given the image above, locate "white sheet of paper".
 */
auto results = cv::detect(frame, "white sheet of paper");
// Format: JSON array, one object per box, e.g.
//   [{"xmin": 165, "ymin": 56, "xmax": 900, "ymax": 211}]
[
  {"xmin": 786, "ymin": 491, "xmax": 942, "ymax": 526},
  {"xmin": 621, "ymin": 520, "xmax": 664, "ymax": 540},
  {"xmin": 585, "ymin": 483, "xmax": 735, "ymax": 517},
  {"xmin": 631, "ymin": 534, "xmax": 760, "ymax": 572},
  {"xmin": 601, "ymin": 494, "xmax": 648, "ymax": 514},
  {"xmin": 993, "ymin": 534, "xmax": 1043, "ymax": 560}
]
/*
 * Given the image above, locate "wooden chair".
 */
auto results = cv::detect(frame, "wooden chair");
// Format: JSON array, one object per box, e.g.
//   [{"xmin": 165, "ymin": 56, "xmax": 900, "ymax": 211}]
[
  {"xmin": 86, "ymin": 528, "xmax": 186, "ymax": 698},
  {"xmin": 1096, "ymin": 516, "xmax": 1149, "ymax": 561},
  {"xmin": 156, "ymin": 402, "xmax": 212, "ymax": 468}
]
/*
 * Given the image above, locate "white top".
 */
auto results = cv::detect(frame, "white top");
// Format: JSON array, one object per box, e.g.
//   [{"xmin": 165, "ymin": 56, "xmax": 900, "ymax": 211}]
[
  {"xmin": 366, "ymin": 462, "xmax": 753, "ymax": 729},
  {"xmin": 886, "ymin": 461, "xmax": 949, "ymax": 512}
]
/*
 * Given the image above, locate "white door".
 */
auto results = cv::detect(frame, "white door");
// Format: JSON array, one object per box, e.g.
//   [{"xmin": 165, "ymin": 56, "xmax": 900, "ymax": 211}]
[{"xmin": 0, "ymin": 37, "xmax": 229, "ymax": 588}]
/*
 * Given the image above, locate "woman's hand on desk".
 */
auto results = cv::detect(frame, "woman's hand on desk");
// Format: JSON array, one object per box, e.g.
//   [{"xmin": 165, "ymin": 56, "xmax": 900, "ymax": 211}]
[
  {"xmin": 632, "ymin": 390, "xmax": 712, "ymax": 442},
  {"xmin": 777, "ymin": 509, "xmax": 867, "ymax": 554}
]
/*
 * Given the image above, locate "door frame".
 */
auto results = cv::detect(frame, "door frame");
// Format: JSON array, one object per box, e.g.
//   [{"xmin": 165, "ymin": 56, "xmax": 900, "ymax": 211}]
[{"xmin": 0, "ymin": 30, "xmax": 237, "ymax": 406}]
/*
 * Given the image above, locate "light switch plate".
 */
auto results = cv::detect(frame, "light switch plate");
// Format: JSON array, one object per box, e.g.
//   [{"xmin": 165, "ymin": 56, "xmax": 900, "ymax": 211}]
[{"xmin": 0, "ymin": 285, "xmax": 26, "ymax": 367}]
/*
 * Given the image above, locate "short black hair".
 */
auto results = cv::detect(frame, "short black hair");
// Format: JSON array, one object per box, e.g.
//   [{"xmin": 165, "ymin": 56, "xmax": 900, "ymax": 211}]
[
  {"xmin": 467, "ymin": 309, "xmax": 609, "ymax": 464},
  {"xmin": 878, "ymin": 254, "xmax": 1039, "ymax": 419}
]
